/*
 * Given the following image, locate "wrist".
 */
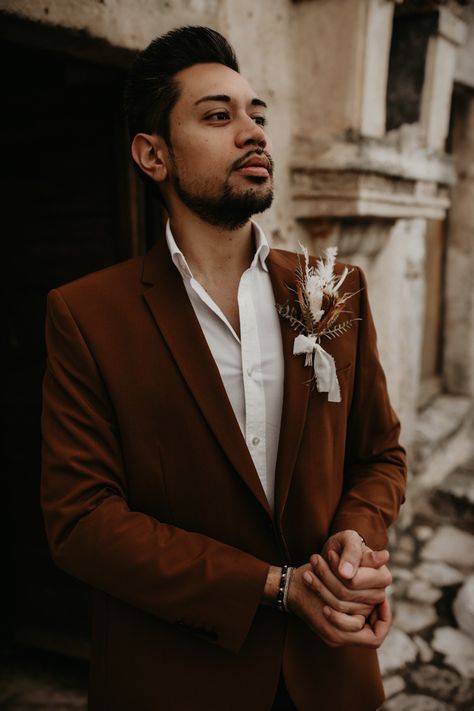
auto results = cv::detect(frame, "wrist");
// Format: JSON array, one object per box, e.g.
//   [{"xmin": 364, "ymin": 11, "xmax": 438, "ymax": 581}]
[
  {"xmin": 262, "ymin": 565, "xmax": 295, "ymax": 612},
  {"xmin": 262, "ymin": 565, "xmax": 282, "ymax": 605}
]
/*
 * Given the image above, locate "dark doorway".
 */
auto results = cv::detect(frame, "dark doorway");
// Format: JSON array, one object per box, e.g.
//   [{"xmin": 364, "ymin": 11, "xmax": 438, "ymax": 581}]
[{"xmin": 1, "ymin": 36, "xmax": 145, "ymax": 659}]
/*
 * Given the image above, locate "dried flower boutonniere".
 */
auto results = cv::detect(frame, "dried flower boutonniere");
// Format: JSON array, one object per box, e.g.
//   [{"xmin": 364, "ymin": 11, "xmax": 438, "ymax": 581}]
[{"xmin": 276, "ymin": 244, "xmax": 360, "ymax": 402}]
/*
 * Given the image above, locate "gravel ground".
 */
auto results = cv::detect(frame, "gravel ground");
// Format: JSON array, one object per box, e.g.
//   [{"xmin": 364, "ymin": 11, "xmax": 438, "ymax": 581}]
[{"xmin": 379, "ymin": 461, "xmax": 474, "ymax": 710}]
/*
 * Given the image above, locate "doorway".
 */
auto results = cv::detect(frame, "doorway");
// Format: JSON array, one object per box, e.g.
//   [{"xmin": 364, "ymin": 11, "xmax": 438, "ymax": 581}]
[{"xmin": 1, "ymin": 36, "xmax": 145, "ymax": 658}]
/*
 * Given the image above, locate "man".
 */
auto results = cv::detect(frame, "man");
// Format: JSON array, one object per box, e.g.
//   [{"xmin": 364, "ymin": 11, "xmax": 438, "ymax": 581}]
[{"xmin": 41, "ymin": 26, "xmax": 406, "ymax": 711}]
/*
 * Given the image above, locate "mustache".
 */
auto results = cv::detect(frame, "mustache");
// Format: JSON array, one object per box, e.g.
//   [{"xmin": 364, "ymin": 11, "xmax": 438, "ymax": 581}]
[{"xmin": 230, "ymin": 148, "xmax": 274, "ymax": 176}]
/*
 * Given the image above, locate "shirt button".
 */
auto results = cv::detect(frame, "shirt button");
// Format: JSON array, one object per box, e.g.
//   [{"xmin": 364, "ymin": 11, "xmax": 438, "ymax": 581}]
[
  {"xmin": 252, "ymin": 436, "xmax": 260, "ymax": 446},
  {"xmin": 246, "ymin": 367, "xmax": 253, "ymax": 377}
]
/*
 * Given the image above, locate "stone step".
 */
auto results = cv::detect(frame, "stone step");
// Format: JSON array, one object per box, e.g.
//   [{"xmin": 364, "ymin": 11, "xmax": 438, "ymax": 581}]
[{"xmin": 430, "ymin": 459, "xmax": 474, "ymax": 526}]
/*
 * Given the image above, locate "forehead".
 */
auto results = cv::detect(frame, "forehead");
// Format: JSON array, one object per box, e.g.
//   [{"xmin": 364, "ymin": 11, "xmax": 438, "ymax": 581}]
[{"xmin": 173, "ymin": 62, "xmax": 259, "ymax": 108}]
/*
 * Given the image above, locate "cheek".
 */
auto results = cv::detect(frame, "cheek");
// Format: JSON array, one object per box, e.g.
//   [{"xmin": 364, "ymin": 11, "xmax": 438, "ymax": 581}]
[{"xmin": 173, "ymin": 143, "xmax": 225, "ymax": 182}]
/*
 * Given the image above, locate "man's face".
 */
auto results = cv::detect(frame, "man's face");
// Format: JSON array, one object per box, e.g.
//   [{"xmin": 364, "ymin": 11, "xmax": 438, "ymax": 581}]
[{"xmin": 162, "ymin": 62, "xmax": 274, "ymax": 230}]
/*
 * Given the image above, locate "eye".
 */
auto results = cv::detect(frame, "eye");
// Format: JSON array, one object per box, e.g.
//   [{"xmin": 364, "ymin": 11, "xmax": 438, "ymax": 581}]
[
  {"xmin": 206, "ymin": 110, "xmax": 230, "ymax": 122},
  {"xmin": 253, "ymin": 115, "xmax": 267, "ymax": 126}
]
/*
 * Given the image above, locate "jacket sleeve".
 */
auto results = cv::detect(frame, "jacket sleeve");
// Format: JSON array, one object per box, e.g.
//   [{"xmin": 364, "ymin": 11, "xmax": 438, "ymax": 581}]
[
  {"xmin": 41, "ymin": 289, "xmax": 270, "ymax": 654},
  {"xmin": 329, "ymin": 266, "xmax": 407, "ymax": 550}
]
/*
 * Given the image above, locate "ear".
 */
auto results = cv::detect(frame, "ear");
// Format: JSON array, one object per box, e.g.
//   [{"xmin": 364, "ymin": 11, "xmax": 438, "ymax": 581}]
[{"xmin": 131, "ymin": 133, "xmax": 169, "ymax": 184}]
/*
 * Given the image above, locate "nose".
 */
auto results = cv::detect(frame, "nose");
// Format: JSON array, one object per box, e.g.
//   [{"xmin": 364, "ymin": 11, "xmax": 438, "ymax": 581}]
[{"xmin": 235, "ymin": 114, "xmax": 268, "ymax": 150}]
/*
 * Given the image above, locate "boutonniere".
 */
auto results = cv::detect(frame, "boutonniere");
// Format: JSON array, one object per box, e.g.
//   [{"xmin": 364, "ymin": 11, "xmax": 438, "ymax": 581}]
[{"xmin": 276, "ymin": 244, "xmax": 360, "ymax": 402}]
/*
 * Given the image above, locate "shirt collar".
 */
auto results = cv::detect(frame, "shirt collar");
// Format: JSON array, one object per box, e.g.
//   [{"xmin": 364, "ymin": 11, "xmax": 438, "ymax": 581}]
[
  {"xmin": 165, "ymin": 219, "xmax": 270, "ymax": 279},
  {"xmin": 250, "ymin": 220, "xmax": 270, "ymax": 272}
]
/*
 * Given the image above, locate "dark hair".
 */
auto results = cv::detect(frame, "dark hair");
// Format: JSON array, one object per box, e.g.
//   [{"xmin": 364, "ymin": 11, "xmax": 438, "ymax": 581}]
[{"xmin": 124, "ymin": 25, "xmax": 239, "ymax": 145}]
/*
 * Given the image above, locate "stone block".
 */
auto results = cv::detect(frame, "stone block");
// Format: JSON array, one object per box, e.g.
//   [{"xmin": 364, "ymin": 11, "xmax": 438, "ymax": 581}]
[
  {"xmin": 453, "ymin": 575, "xmax": 474, "ymax": 638},
  {"xmin": 406, "ymin": 579, "xmax": 442, "ymax": 605},
  {"xmin": 414, "ymin": 561, "xmax": 465, "ymax": 587},
  {"xmin": 381, "ymin": 692, "xmax": 453, "ymax": 710},
  {"xmin": 421, "ymin": 526, "xmax": 474, "ymax": 568},
  {"xmin": 408, "ymin": 664, "xmax": 461, "ymax": 700},
  {"xmin": 415, "ymin": 525, "xmax": 434, "ymax": 542},
  {"xmin": 383, "ymin": 675, "xmax": 405, "ymax": 699},
  {"xmin": 378, "ymin": 627, "xmax": 418, "ymax": 676},
  {"xmin": 432, "ymin": 627, "xmax": 474, "ymax": 678},
  {"xmin": 394, "ymin": 601, "xmax": 438, "ymax": 634},
  {"xmin": 432, "ymin": 467, "xmax": 474, "ymax": 525},
  {"xmin": 413, "ymin": 635, "xmax": 434, "ymax": 664}
]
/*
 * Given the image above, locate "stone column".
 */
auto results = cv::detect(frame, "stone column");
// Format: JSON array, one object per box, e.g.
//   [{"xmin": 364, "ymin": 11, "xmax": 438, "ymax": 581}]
[
  {"xmin": 419, "ymin": 6, "xmax": 467, "ymax": 150},
  {"xmin": 444, "ymin": 88, "xmax": 474, "ymax": 397}
]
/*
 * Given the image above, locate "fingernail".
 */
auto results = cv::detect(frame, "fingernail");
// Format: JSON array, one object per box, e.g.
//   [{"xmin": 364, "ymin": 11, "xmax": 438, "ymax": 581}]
[
  {"xmin": 303, "ymin": 572, "xmax": 313, "ymax": 585},
  {"xmin": 312, "ymin": 556, "xmax": 319, "ymax": 566},
  {"xmin": 323, "ymin": 606, "xmax": 331, "ymax": 616},
  {"xmin": 341, "ymin": 562, "xmax": 354, "ymax": 577}
]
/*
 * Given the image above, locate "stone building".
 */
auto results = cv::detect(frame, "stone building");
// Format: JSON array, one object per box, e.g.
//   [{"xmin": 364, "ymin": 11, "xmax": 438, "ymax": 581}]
[{"xmin": 1, "ymin": 0, "xmax": 473, "ymax": 684}]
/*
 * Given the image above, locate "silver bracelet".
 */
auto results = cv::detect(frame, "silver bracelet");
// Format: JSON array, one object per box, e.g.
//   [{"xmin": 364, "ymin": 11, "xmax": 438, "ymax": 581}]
[{"xmin": 282, "ymin": 566, "xmax": 295, "ymax": 612}]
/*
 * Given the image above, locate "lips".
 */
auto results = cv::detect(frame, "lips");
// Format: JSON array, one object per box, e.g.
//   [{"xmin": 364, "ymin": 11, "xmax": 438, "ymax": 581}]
[
  {"xmin": 235, "ymin": 154, "xmax": 271, "ymax": 176},
  {"xmin": 238, "ymin": 155, "xmax": 270, "ymax": 170}
]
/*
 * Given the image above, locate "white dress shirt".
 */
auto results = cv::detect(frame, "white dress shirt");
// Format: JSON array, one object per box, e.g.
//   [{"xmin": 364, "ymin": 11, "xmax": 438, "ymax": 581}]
[{"xmin": 166, "ymin": 220, "xmax": 284, "ymax": 511}]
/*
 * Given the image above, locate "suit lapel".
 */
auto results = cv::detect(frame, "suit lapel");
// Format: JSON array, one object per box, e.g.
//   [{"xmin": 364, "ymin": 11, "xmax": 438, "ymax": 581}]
[
  {"xmin": 267, "ymin": 251, "xmax": 311, "ymax": 524},
  {"xmin": 141, "ymin": 238, "xmax": 272, "ymax": 518}
]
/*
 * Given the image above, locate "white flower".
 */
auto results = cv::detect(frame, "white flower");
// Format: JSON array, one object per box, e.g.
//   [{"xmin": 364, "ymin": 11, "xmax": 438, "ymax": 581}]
[
  {"xmin": 315, "ymin": 246, "xmax": 337, "ymax": 287},
  {"xmin": 306, "ymin": 275, "xmax": 324, "ymax": 323},
  {"xmin": 313, "ymin": 246, "xmax": 349, "ymax": 295}
]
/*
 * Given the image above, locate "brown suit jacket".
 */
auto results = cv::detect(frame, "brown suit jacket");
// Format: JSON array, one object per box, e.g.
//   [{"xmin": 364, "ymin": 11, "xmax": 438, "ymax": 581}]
[{"xmin": 41, "ymin": 237, "xmax": 406, "ymax": 711}]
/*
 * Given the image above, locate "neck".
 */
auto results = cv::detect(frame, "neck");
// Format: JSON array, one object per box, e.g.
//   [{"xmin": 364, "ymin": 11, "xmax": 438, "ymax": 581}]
[{"xmin": 168, "ymin": 207, "xmax": 255, "ymax": 282}]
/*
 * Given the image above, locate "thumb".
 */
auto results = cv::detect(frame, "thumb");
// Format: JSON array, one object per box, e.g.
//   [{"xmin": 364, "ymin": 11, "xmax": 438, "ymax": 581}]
[{"xmin": 338, "ymin": 532, "xmax": 364, "ymax": 580}]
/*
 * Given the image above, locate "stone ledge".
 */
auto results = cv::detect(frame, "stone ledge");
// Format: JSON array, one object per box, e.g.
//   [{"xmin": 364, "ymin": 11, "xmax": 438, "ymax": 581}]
[
  {"xmin": 290, "ymin": 129, "xmax": 456, "ymax": 220},
  {"xmin": 291, "ymin": 129, "xmax": 456, "ymax": 186},
  {"xmin": 291, "ymin": 169, "xmax": 450, "ymax": 220}
]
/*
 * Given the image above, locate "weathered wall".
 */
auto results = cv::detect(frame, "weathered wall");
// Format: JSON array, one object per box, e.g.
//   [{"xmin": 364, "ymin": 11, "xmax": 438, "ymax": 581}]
[{"xmin": 0, "ymin": 0, "xmax": 220, "ymax": 50}]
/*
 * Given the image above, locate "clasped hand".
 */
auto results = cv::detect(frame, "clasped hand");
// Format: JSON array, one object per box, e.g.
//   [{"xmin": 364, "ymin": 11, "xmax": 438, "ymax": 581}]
[{"xmin": 286, "ymin": 530, "xmax": 392, "ymax": 649}]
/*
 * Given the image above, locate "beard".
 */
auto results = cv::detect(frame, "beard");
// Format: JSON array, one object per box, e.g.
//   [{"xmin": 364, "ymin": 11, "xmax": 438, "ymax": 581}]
[{"xmin": 169, "ymin": 150, "xmax": 274, "ymax": 230}]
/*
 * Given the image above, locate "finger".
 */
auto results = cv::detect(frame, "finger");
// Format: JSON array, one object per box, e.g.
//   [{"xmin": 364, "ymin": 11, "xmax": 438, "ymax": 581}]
[
  {"xmin": 326, "ymin": 551, "xmax": 392, "ymax": 591},
  {"xmin": 303, "ymin": 570, "xmax": 373, "ymax": 616},
  {"xmin": 337, "ymin": 531, "xmax": 365, "ymax": 579},
  {"xmin": 311, "ymin": 555, "xmax": 386, "ymax": 605},
  {"xmin": 331, "ymin": 548, "xmax": 390, "ymax": 577},
  {"xmin": 350, "ymin": 565, "xmax": 392, "ymax": 590},
  {"xmin": 321, "ymin": 536, "xmax": 344, "ymax": 560},
  {"xmin": 373, "ymin": 598, "xmax": 392, "ymax": 638},
  {"xmin": 368, "ymin": 607, "xmax": 378, "ymax": 629},
  {"xmin": 310, "ymin": 554, "xmax": 359, "ymax": 600},
  {"xmin": 327, "ymin": 549, "xmax": 340, "ymax": 575},
  {"xmin": 339, "ymin": 599, "xmax": 392, "ymax": 649},
  {"xmin": 360, "ymin": 548, "xmax": 390, "ymax": 569},
  {"xmin": 322, "ymin": 606, "xmax": 366, "ymax": 633}
]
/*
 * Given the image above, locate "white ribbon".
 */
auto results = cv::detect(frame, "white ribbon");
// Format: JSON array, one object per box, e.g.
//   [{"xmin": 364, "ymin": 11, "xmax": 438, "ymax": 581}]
[{"xmin": 293, "ymin": 334, "xmax": 341, "ymax": 402}]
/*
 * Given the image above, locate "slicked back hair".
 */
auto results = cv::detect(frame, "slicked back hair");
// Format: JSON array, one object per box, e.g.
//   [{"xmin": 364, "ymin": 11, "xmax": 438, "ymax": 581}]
[{"xmin": 124, "ymin": 25, "xmax": 240, "ymax": 146}]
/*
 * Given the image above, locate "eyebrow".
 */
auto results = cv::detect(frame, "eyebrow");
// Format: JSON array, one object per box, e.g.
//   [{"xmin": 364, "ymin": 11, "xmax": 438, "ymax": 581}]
[{"xmin": 194, "ymin": 94, "xmax": 267, "ymax": 108}]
